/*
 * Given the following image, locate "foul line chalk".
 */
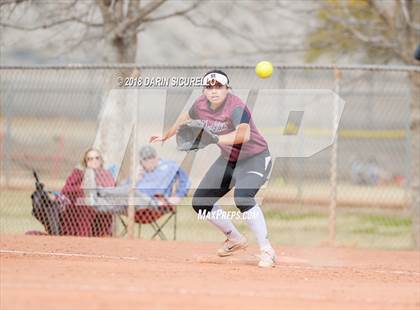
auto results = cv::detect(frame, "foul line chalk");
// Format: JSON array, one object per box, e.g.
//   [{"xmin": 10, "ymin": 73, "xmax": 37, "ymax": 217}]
[{"xmin": 0, "ymin": 249, "xmax": 139, "ymax": 261}]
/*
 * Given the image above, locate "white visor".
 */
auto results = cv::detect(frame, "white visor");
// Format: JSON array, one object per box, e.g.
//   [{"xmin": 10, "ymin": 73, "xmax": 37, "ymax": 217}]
[{"xmin": 203, "ymin": 72, "xmax": 228, "ymax": 86}]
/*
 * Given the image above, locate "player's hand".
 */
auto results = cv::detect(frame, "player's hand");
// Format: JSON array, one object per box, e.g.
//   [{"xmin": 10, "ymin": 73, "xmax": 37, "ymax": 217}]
[{"xmin": 149, "ymin": 135, "xmax": 166, "ymax": 143}]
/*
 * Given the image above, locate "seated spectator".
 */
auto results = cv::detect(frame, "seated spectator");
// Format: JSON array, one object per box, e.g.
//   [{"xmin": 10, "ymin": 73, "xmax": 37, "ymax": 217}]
[
  {"xmin": 350, "ymin": 158, "xmax": 392, "ymax": 186},
  {"xmin": 97, "ymin": 145, "xmax": 190, "ymax": 210},
  {"xmin": 60, "ymin": 148, "xmax": 115, "ymax": 237},
  {"xmin": 136, "ymin": 145, "xmax": 190, "ymax": 205}
]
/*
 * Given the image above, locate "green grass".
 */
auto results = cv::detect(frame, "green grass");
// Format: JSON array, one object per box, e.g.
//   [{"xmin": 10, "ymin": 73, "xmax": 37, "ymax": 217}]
[
  {"xmin": 0, "ymin": 189, "xmax": 414, "ymax": 249},
  {"xmin": 0, "ymin": 190, "xmax": 45, "ymax": 234},
  {"xmin": 265, "ymin": 209, "xmax": 326, "ymax": 221},
  {"xmin": 360, "ymin": 214, "xmax": 411, "ymax": 227}
]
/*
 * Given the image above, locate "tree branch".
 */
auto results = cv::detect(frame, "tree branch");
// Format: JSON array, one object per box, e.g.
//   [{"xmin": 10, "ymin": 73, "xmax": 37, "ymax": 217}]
[
  {"xmin": 142, "ymin": 0, "xmax": 202, "ymax": 23},
  {"xmin": 63, "ymin": 0, "xmax": 79, "ymax": 10},
  {"xmin": 73, "ymin": 16, "xmax": 103, "ymax": 28},
  {"xmin": 55, "ymin": 26, "xmax": 103, "ymax": 58},
  {"xmin": 0, "ymin": 0, "xmax": 31, "ymax": 7},
  {"xmin": 0, "ymin": 2, "xmax": 104, "ymax": 31},
  {"xmin": 0, "ymin": 14, "xmax": 88, "ymax": 31},
  {"xmin": 325, "ymin": 11, "xmax": 409, "ymax": 62},
  {"xmin": 400, "ymin": 0, "xmax": 420, "ymax": 31},
  {"xmin": 3, "ymin": 0, "xmax": 19, "ymax": 19},
  {"xmin": 229, "ymin": 46, "xmax": 310, "ymax": 57},
  {"xmin": 104, "ymin": 0, "xmax": 166, "ymax": 39},
  {"xmin": 95, "ymin": 0, "xmax": 113, "ymax": 25},
  {"xmin": 126, "ymin": 0, "xmax": 166, "ymax": 28},
  {"xmin": 115, "ymin": 0, "xmax": 123, "ymax": 22},
  {"xmin": 127, "ymin": 0, "xmax": 140, "ymax": 19},
  {"xmin": 324, "ymin": 12, "xmax": 395, "ymax": 48},
  {"xmin": 184, "ymin": 8, "xmax": 258, "ymax": 44},
  {"xmin": 367, "ymin": 0, "xmax": 395, "ymax": 31}
]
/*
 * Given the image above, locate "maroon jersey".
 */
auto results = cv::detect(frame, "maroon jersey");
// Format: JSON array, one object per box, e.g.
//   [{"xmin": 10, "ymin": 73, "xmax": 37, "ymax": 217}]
[
  {"xmin": 189, "ymin": 93, "xmax": 268, "ymax": 161},
  {"xmin": 60, "ymin": 168, "xmax": 114, "ymax": 237}
]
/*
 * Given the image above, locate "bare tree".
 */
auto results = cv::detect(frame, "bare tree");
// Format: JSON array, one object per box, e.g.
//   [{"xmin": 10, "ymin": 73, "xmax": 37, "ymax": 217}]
[
  {"xmin": 182, "ymin": 0, "xmax": 313, "ymax": 61},
  {"xmin": 306, "ymin": 0, "xmax": 420, "ymax": 248},
  {"xmin": 0, "ymin": 0, "xmax": 203, "ymax": 173},
  {"xmin": 0, "ymin": 0, "xmax": 201, "ymax": 64}
]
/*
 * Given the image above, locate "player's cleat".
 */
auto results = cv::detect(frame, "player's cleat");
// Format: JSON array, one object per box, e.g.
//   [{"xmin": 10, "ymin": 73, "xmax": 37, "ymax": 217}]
[
  {"xmin": 258, "ymin": 248, "xmax": 276, "ymax": 268},
  {"xmin": 217, "ymin": 236, "xmax": 248, "ymax": 257}
]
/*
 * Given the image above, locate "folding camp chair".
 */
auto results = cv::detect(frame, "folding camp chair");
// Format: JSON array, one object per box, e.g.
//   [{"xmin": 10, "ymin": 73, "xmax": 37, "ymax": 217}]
[
  {"xmin": 30, "ymin": 170, "xmax": 64, "ymax": 235},
  {"xmin": 118, "ymin": 194, "xmax": 177, "ymax": 240}
]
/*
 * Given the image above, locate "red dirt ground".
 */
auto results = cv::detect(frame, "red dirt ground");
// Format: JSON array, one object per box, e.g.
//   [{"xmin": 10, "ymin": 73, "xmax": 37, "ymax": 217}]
[{"xmin": 1, "ymin": 235, "xmax": 419, "ymax": 310}]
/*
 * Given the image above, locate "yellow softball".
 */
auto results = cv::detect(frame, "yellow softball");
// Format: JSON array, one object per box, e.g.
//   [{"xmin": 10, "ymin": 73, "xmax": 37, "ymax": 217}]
[{"xmin": 255, "ymin": 61, "xmax": 273, "ymax": 78}]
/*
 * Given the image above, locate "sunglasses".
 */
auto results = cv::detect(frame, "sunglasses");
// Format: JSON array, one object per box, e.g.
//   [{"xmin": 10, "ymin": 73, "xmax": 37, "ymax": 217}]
[
  {"xmin": 86, "ymin": 156, "xmax": 101, "ymax": 161},
  {"xmin": 140, "ymin": 156, "xmax": 156, "ymax": 161}
]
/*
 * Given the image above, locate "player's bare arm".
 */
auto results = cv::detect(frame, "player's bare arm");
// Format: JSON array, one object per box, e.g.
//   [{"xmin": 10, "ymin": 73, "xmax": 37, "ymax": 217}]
[
  {"xmin": 149, "ymin": 111, "xmax": 190, "ymax": 143},
  {"xmin": 217, "ymin": 123, "xmax": 251, "ymax": 145}
]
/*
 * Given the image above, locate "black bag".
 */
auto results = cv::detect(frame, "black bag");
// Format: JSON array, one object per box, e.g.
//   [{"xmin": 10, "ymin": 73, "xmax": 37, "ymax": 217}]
[{"xmin": 31, "ymin": 170, "xmax": 62, "ymax": 235}]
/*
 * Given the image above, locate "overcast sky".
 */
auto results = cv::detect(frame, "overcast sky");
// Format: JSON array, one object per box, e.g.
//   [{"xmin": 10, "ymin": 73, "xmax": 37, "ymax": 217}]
[{"xmin": 0, "ymin": 1, "xmax": 319, "ymax": 66}]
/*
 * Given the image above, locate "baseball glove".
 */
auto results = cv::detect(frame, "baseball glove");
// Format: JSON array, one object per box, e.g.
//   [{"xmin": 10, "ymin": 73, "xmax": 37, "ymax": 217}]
[{"xmin": 176, "ymin": 120, "xmax": 219, "ymax": 151}]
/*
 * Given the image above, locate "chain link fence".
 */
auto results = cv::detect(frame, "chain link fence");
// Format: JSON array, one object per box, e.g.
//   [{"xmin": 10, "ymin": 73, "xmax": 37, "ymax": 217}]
[{"xmin": 1, "ymin": 65, "xmax": 419, "ymax": 249}]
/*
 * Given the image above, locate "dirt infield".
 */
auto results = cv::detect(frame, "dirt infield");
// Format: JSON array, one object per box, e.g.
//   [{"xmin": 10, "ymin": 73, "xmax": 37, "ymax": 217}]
[{"xmin": 1, "ymin": 236, "xmax": 419, "ymax": 310}]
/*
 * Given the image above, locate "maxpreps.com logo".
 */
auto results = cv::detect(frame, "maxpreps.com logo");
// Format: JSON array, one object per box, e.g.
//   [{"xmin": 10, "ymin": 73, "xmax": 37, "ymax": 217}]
[{"xmin": 197, "ymin": 208, "xmax": 257, "ymax": 220}]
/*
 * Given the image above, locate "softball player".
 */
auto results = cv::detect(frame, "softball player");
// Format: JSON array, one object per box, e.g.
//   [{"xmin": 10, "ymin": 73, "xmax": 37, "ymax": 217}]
[{"xmin": 150, "ymin": 70, "xmax": 276, "ymax": 267}]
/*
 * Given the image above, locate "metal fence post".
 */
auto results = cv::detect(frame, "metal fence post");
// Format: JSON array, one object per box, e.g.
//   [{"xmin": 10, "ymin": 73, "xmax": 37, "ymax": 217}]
[
  {"xmin": 329, "ymin": 67, "xmax": 341, "ymax": 245},
  {"xmin": 408, "ymin": 71, "xmax": 420, "ymax": 249},
  {"xmin": 3, "ymin": 94, "xmax": 12, "ymax": 188},
  {"xmin": 127, "ymin": 122, "xmax": 138, "ymax": 239}
]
